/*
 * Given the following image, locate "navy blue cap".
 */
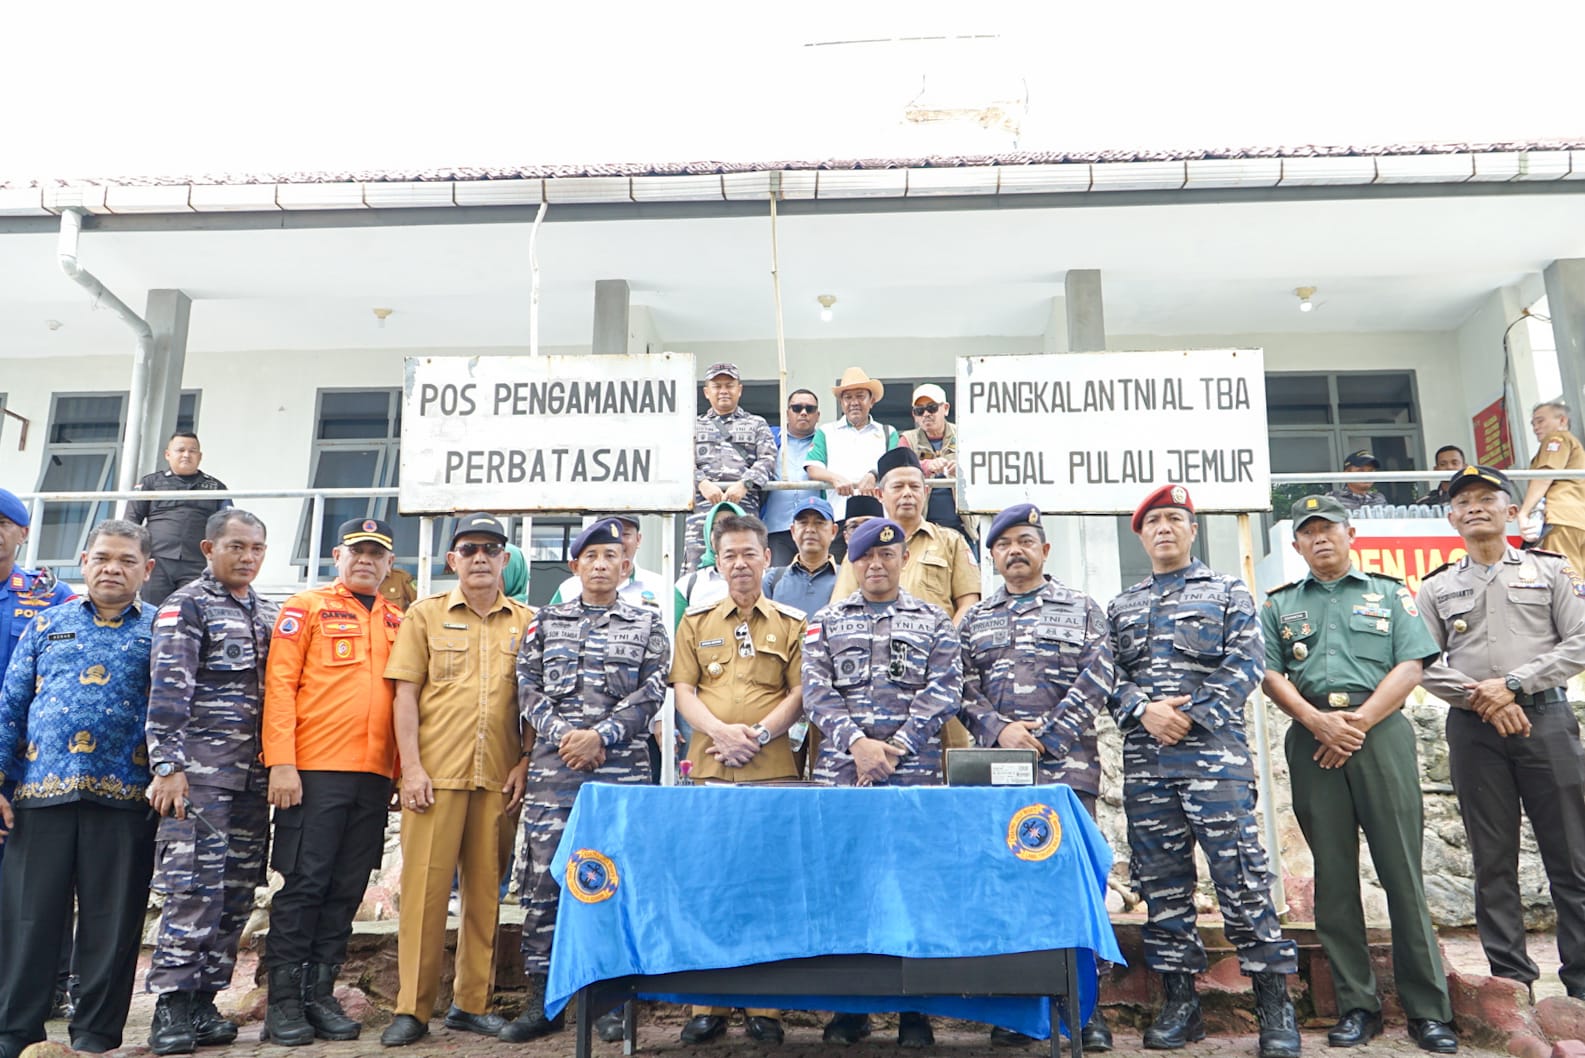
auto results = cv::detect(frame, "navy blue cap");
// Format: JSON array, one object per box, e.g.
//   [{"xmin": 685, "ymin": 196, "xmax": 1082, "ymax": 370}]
[
  {"xmin": 792, "ymin": 495, "xmax": 835, "ymax": 522},
  {"xmin": 876, "ymin": 445, "xmax": 923, "ymax": 482},
  {"xmin": 0, "ymin": 487, "xmax": 28, "ymax": 528},
  {"xmin": 1446, "ymin": 464, "xmax": 1517, "ymax": 501},
  {"xmin": 571, "ymin": 517, "xmax": 627, "ymax": 558},
  {"xmin": 987, "ymin": 503, "xmax": 1042, "ymax": 549},
  {"xmin": 848, "ymin": 518, "xmax": 906, "ymax": 560}
]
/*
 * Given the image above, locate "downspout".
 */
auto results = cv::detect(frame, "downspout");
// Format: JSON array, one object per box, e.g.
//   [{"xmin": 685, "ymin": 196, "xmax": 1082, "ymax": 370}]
[{"xmin": 58, "ymin": 208, "xmax": 155, "ymax": 492}]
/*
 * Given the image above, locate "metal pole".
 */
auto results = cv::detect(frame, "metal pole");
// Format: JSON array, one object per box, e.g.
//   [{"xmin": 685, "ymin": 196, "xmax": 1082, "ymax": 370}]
[
  {"xmin": 417, "ymin": 515, "xmax": 433, "ymax": 598},
  {"xmin": 769, "ymin": 177, "xmax": 789, "ymax": 441},
  {"xmin": 660, "ymin": 512, "xmax": 677, "ymax": 787},
  {"xmin": 307, "ymin": 494, "xmax": 325, "ymax": 589},
  {"xmin": 1238, "ymin": 512, "xmax": 1286, "ymax": 913},
  {"xmin": 22, "ymin": 497, "xmax": 42, "ymax": 570}
]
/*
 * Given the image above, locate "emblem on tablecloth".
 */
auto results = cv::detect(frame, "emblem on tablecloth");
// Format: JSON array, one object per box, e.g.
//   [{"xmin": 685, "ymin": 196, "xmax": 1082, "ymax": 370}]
[
  {"xmin": 1006, "ymin": 803, "xmax": 1063, "ymax": 862},
  {"xmin": 566, "ymin": 849, "xmax": 620, "ymax": 904}
]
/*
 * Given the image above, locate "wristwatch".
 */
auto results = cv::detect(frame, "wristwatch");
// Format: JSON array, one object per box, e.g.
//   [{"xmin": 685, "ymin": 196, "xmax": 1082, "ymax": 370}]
[
  {"xmin": 751, "ymin": 723, "xmax": 771, "ymax": 746},
  {"xmin": 153, "ymin": 761, "xmax": 181, "ymax": 778},
  {"xmin": 1504, "ymin": 674, "xmax": 1524, "ymax": 695}
]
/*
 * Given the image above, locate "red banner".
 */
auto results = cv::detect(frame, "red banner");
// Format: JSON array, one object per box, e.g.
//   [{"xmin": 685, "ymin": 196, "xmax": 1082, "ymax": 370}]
[
  {"xmin": 1472, "ymin": 396, "xmax": 1516, "ymax": 468},
  {"xmin": 1351, "ymin": 534, "xmax": 1523, "ymax": 594}
]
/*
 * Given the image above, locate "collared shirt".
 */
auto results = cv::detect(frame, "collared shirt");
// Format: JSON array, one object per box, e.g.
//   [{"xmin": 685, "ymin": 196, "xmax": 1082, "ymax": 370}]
[
  {"xmin": 673, "ymin": 566, "xmax": 729, "ymax": 630},
  {"xmin": 147, "ymin": 570, "xmax": 279, "ymax": 792},
  {"xmin": 1261, "ymin": 566, "xmax": 1437, "ymax": 697},
  {"xmin": 1419, "ymin": 546, "xmax": 1585, "ymax": 708},
  {"xmin": 550, "ymin": 565, "xmax": 671, "ymax": 630},
  {"xmin": 763, "ymin": 555, "xmax": 837, "ymax": 618},
  {"xmin": 760, "ymin": 429, "xmax": 819, "ymax": 532},
  {"xmin": 385, "ymin": 588, "xmax": 534, "ymax": 790},
  {"xmin": 1106, "ymin": 559, "xmax": 1264, "ymax": 781},
  {"xmin": 802, "ymin": 589, "xmax": 961, "ymax": 786},
  {"xmin": 262, "ymin": 580, "xmax": 402, "ymax": 776},
  {"xmin": 2, "ymin": 568, "xmax": 75, "ymax": 677},
  {"xmin": 803, "ymin": 417, "xmax": 901, "ymax": 520},
  {"xmin": 1532, "ymin": 430, "xmax": 1585, "ymax": 529},
  {"xmin": 960, "ymin": 578, "xmax": 1114, "ymax": 795},
  {"xmin": 828, "ymin": 520, "xmax": 979, "ymax": 616},
  {"xmin": 694, "ymin": 407, "xmax": 778, "ymax": 498},
  {"xmin": 672, "ymin": 593, "xmax": 806, "ymax": 782},
  {"xmin": 902, "ymin": 421, "xmax": 976, "ymax": 543},
  {"xmin": 0, "ymin": 596, "xmax": 154, "ymax": 808},
  {"xmin": 126, "ymin": 469, "xmax": 231, "ymax": 563},
  {"xmin": 1327, "ymin": 487, "xmax": 1388, "ymax": 511}
]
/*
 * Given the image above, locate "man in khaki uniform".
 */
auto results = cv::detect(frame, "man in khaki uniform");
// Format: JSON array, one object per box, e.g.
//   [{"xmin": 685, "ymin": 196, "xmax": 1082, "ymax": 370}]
[
  {"xmin": 380, "ymin": 514, "xmax": 533, "ymax": 1047},
  {"xmin": 671, "ymin": 513, "xmax": 805, "ymax": 1045},
  {"xmin": 1519, "ymin": 401, "xmax": 1585, "ymax": 573}
]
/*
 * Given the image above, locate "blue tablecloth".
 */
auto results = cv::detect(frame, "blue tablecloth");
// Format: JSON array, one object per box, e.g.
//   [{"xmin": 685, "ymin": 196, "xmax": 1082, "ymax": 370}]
[{"xmin": 546, "ymin": 783, "xmax": 1124, "ymax": 1038}]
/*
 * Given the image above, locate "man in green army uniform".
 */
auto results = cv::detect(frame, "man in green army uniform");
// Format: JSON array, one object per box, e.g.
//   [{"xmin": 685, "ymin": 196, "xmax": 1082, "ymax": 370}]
[{"xmin": 1260, "ymin": 495, "xmax": 1457, "ymax": 1053}]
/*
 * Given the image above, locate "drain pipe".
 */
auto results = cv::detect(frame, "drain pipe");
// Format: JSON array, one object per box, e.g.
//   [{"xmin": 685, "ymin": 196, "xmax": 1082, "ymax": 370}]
[{"xmin": 58, "ymin": 208, "xmax": 154, "ymax": 493}]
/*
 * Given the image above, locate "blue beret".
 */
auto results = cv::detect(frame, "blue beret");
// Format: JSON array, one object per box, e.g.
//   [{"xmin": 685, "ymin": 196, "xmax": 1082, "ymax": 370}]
[
  {"xmin": 571, "ymin": 517, "xmax": 627, "ymax": 558},
  {"xmin": 0, "ymin": 488, "xmax": 27, "ymax": 528},
  {"xmin": 987, "ymin": 503, "xmax": 1042, "ymax": 549},
  {"xmin": 847, "ymin": 518, "xmax": 905, "ymax": 560}
]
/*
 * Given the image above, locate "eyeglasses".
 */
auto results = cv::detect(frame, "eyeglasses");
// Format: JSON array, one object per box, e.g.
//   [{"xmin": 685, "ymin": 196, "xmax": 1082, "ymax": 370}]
[
  {"xmin": 911, "ymin": 403, "xmax": 941, "ymax": 416},
  {"xmin": 733, "ymin": 621, "xmax": 756, "ymax": 659},
  {"xmin": 788, "ymin": 403, "xmax": 818, "ymax": 414},
  {"xmin": 454, "ymin": 542, "xmax": 505, "ymax": 557}
]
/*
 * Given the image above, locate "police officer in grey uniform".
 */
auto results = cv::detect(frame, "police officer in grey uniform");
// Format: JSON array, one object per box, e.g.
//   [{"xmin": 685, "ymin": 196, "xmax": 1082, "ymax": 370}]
[
  {"xmin": 1107, "ymin": 485, "xmax": 1298, "ymax": 1058},
  {"xmin": 1420, "ymin": 465, "xmax": 1585, "ymax": 1002},
  {"xmin": 500, "ymin": 518, "xmax": 671, "ymax": 1043},
  {"xmin": 802, "ymin": 517, "xmax": 961, "ymax": 1048},
  {"xmin": 144, "ymin": 510, "xmax": 278, "ymax": 1055},
  {"xmin": 961, "ymin": 502, "xmax": 1116, "ymax": 1050}
]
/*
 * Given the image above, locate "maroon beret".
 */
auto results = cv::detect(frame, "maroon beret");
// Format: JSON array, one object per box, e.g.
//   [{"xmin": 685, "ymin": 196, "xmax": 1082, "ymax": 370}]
[{"xmin": 1131, "ymin": 484, "xmax": 1195, "ymax": 534}]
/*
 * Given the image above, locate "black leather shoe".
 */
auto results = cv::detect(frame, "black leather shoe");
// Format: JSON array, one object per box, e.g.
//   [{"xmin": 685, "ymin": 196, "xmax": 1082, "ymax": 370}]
[
  {"xmin": 445, "ymin": 1005, "xmax": 506, "ymax": 1036},
  {"xmin": 746, "ymin": 1017, "xmax": 785, "ymax": 1043},
  {"xmin": 69, "ymin": 1033, "xmax": 118, "ymax": 1055},
  {"xmin": 991, "ymin": 1025, "xmax": 1033, "ymax": 1046},
  {"xmin": 822, "ymin": 1013, "xmax": 872, "ymax": 1045},
  {"xmin": 1082, "ymin": 1008, "xmax": 1115, "ymax": 1052},
  {"xmin": 680, "ymin": 1015, "xmax": 729, "ymax": 1044},
  {"xmin": 898, "ymin": 1012, "xmax": 934, "ymax": 1049},
  {"xmin": 499, "ymin": 1010, "xmax": 564, "ymax": 1043},
  {"xmin": 1328, "ymin": 1009, "xmax": 1383, "ymax": 1047},
  {"xmin": 1569, "ymin": 990, "xmax": 1585, "ymax": 1002},
  {"xmin": 595, "ymin": 1008, "xmax": 626, "ymax": 1042},
  {"xmin": 149, "ymin": 991, "xmax": 197, "ymax": 1056},
  {"xmin": 1409, "ymin": 1019, "xmax": 1458, "ymax": 1053},
  {"xmin": 380, "ymin": 1015, "xmax": 430, "ymax": 1047},
  {"xmin": 192, "ymin": 991, "xmax": 239, "ymax": 1046}
]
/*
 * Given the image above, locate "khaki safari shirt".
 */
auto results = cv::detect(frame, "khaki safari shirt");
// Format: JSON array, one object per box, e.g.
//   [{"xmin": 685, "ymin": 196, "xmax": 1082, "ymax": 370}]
[
  {"xmin": 384, "ymin": 588, "xmax": 534, "ymax": 789},
  {"xmin": 830, "ymin": 520, "xmax": 979, "ymax": 616},
  {"xmin": 1532, "ymin": 429, "xmax": 1585, "ymax": 530},
  {"xmin": 672, "ymin": 593, "xmax": 806, "ymax": 782}
]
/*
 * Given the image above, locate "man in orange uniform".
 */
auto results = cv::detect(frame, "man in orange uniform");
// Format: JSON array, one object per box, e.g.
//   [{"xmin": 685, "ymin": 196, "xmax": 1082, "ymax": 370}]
[{"xmin": 261, "ymin": 518, "xmax": 402, "ymax": 1047}]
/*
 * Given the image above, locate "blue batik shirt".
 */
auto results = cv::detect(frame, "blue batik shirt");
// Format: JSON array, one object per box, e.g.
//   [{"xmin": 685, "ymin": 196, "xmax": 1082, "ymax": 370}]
[{"xmin": 0, "ymin": 596, "xmax": 156, "ymax": 809}]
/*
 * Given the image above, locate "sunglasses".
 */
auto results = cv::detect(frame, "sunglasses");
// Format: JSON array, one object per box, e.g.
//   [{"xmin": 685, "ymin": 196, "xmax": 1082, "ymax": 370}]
[
  {"xmin": 788, "ymin": 403, "xmax": 819, "ymax": 414},
  {"xmin": 911, "ymin": 403, "xmax": 941, "ymax": 416},
  {"xmin": 454, "ymin": 542, "xmax": 505, "ymax": 557}
]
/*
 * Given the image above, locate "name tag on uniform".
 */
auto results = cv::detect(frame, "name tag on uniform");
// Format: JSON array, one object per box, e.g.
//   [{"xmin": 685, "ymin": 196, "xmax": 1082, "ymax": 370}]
[
  {"xmin": 443, "ymin": 622, "xmax": 468, "ymax": 630},
  {"xmin": 1280, "ymin": 611, "xmax": 1307, "ymax": 623},
  {"xmin": 47, "ymin": 631, "xmax": 77, "ymax": 642},
  {"xmin": 699, "ymin": 638, "xmax": 725, "ymax": 647}
]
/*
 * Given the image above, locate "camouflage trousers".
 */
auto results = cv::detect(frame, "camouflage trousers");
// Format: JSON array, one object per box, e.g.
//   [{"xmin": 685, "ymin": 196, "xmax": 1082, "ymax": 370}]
[
  {"xmin": 146, "ymin": 784, "xmax": 269, "ymax": 994},
  {"xmin": 1124, "ymin": 777, "xmax": 1297, "ymax": 976},
  {"xmin": 812, "ymin": 737, "xmax": 942, "ymax": 787},
  {"xmin": 681, "ymin": 492, "xmax": 762, "ymax": 574},
  {"xmin": 518, "ymin": 752, "xmax": 650, "ymax": 974}
]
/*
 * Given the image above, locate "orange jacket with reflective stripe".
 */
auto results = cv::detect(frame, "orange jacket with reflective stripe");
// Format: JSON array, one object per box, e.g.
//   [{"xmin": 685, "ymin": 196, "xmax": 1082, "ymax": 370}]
[{"xmin": 262, "ymin": 581, "xmax": 401, "ymax": 776}]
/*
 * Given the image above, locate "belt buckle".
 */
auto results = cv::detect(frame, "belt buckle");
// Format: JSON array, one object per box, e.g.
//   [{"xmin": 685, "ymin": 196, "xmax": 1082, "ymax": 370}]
[{"xmin": 1327, "ymin": 692, "xmax": 1348, "ymax": 708}]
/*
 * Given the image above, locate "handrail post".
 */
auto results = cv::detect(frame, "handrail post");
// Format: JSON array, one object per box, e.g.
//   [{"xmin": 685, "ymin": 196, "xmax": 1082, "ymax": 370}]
[{"xmin": 307, "ymin": 494, "xmax": 325, "ymax": 589}]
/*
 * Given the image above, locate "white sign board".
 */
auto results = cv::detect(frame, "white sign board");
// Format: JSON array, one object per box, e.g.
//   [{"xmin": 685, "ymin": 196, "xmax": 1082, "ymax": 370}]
[
  {"xmin": 956, "ymin": 349, "xmax": 1270, "ymax": 514},
  {"xmin": 399, "ymin": 353, "xmax": 696, "ymax": 514}
]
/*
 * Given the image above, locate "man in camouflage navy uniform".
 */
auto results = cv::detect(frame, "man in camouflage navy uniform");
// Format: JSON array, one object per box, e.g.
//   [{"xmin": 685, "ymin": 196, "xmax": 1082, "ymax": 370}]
[
  {"xmin": 499, "ymin": 518, "xmax": 671, "ymax": 1043},
  {"xmin": 1107, "ymin": 485, "xmax": 1298, "ymax": 1058},
  {"xmin": 683, "ymin": 362, "xmax": 777, "ymax": 573},
  {"xmin": 144, "ymin": 510, "xmax": 278, "ymax": 1055},
  {"xmin": 1262, "ymin": 495, "xmax": 1455, "ymax": 1053},
  {"xmin": 803, "ymin": 517, "xmax": 961, "ymax": 1048},
  {"xmin": 960, "ymin": 503, "xmax": 1116, "ymax": 1051}
]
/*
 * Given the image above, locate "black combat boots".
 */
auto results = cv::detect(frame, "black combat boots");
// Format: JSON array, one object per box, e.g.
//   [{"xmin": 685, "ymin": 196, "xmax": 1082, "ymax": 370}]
[
  {"xmin": 149, "ymin": 991, "xmax": 196, "ymax": 1055},
  {"xmin": 302, "ymin": 963, "xmax": 361, "ymax": 1040},
  {"xmin": 1143, "ymin": 972, "xmax": 1205, "ymax": 1049},
  {"xmin": 498, "ymin": 972, "xmax": 566, "ymax": 1042},
  {"xmin": 1252, "ymin": 971, "xmax": 1301, "ymax": 1058},
  {"xmin": 191, "ymin": 990, "xmax": 239, "ymax": 1046},
  {"xmin": 262, "ymin": 964, "xmax": 314, "ymax": 1047}
]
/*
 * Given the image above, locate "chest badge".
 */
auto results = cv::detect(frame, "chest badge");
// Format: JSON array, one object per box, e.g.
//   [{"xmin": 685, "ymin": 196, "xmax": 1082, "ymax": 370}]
[
  {"xmin": 1453, "ymin": 618, "xmax": 1468, "ymax": 634},
  {"xmin": 1279, "ymin": 626, "xmax": 1292, "ymax": 640},
  {"xmin": 1299, "ymin": 623, "xmax": 1313, "ymax": 637},
  {"xmin": 1362, "ymin": 592, "xmax": 1383, "ymax": 602},
  {"xmin": 1292, "ymin": 643, "xmax": 1308, "ymax": 660},
  {"xmin": 706, "ymin": 661, "xmax": 724, "ymax": 678}
]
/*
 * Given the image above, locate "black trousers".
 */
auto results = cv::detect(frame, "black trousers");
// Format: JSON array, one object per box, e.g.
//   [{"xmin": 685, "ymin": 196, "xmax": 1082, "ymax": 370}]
[
  {"xmin": 766, "ymin": 531, "xmax": 798, "ymax": 568},
  {"xmin": 140, "ymin": 558, "xmax": 206, "ymax": 607},
  {"xmin": 1448, "ymin": 703, "xmax": 1585, "ymax": 992},
  {"xmin": 267, "ymin": 770, "xmax": 390, "ymax": 969},
  {"xmin": 0, "ymin": 801, "xmax": 155, "ymax": 1058}
]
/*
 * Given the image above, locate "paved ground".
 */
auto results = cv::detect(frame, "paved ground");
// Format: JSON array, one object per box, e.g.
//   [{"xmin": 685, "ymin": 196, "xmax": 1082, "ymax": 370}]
[{"xmin": 28, "ymin": 931, "xmax": 1570, "ymax": 1057}]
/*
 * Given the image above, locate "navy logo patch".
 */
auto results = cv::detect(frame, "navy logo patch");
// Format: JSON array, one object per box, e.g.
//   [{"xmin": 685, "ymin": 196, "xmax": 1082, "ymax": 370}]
[
  {"xmin": 1006, "ymin": 803, "xmax": 1062, "ymax": 862},
  {"xmin": 566, "ymin": 849, "xmax": 620, "ymax": 904}
]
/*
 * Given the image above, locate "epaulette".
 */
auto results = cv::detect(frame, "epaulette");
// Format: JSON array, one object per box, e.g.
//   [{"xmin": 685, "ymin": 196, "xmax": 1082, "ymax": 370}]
[
  {"xmin": 684, "ymin": 600, "xmax": 718, "ymax": 615},
  {"xmin": 1367, "ymin": 571, "xmax": 1406, "ymax": 584},
  {"xmin": 1263, "ymin": 580, "xmax": 1300, "ymax": 595},
  {"xmin": 770, "ymin": 600, "xmax": 808, "ymax": 621},
  {"xmin": 1420, "ymin": 562, "xmax": 1455, "ymax": 582},
  {"xmin": 1528, "ymin": 548, "xmax": 1566, "ymax": 560}
]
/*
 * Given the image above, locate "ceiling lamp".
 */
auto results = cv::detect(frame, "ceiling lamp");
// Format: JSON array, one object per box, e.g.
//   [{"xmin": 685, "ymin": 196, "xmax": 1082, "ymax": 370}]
[
  {"xmin": 373, "ymin": 307, "xmax": 393, "ymax": 328},
  {"xmin": 1294, "ymin": 286, "xmax": 1316, "ymax": 313},
  {"xmin": 817, "ymin": 294, "xmax": 837, "ymax": 323}
]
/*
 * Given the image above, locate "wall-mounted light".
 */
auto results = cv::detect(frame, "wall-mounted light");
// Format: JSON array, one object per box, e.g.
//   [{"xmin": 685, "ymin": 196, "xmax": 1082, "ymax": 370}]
[
  {"xmin": 817, "ymin": 294, "xmax": 836, "ymax": 323},
  {"xmin": 373, "ymin": 307, "xmax": 393, "ymax": 328},
  {"xmin": 1295, "ymin": 286, "xmax": 1316, "ymax": 313}
]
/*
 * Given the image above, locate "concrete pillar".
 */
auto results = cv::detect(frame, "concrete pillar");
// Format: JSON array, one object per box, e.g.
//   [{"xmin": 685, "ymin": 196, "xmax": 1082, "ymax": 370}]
[
  {"xmin": 592, "ymin": 279, "xmax": 630, "ymax": 356},
  {"xmin": 1064, "ymin": 269, "xmax": 1106, "ymax": 353},
  {"xmin": 1041, "ymin": 296, "xmax": 1069, "ymax": 354},
  {"xmin": 138, "ymin": 290, "xmax": 192, "ymax": 473},
  {"xmin": 1544, "ymin": 260, "xmax": 1585, "ymax": 425}
]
